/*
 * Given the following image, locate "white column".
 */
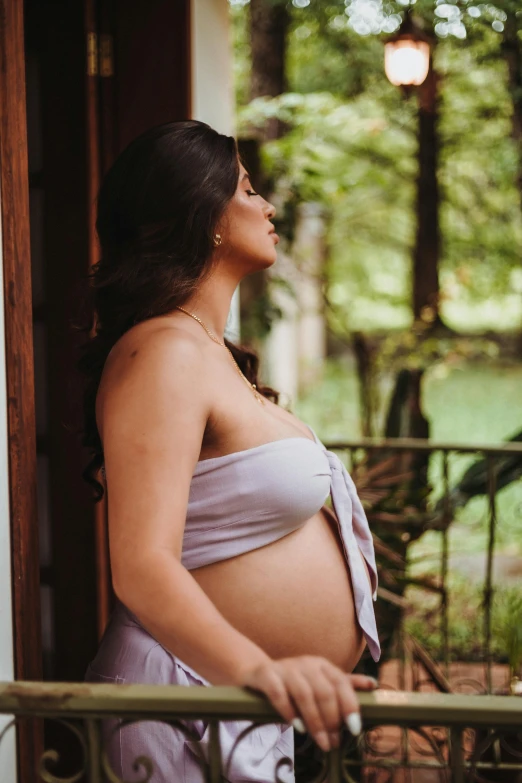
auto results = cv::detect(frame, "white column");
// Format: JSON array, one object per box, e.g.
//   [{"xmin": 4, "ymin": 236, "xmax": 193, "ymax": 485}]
[
  {"xmin": 264, "ymin": 204, "xmax": 327, "ymax": 403},
  {"xmin": 0, "ymin": 181, "xmax": 18, "ymax": 780},
  {"xmin": 294, "ymin": 202, "xmax": 327, "ymax": 387},
  {"xmin": 264, "ymin": 251, "xmax": 300, "ymax": 406},
  {"xmin": 190, "ymin": 0, "xmax": 240, "ymax": 340}
]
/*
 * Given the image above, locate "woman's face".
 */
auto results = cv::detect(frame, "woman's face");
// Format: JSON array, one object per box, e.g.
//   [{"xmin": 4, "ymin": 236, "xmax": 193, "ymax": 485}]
[{"xmin": 217, "ymin": 162, "xmax": 278, "ymax": 277}]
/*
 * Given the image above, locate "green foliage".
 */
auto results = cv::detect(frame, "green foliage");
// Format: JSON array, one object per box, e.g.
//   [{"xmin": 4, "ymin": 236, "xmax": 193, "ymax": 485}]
[
  {"xmin": 375, "ymin": 325, "xmax": 500, "ymax": 375},
  {"xmin": 287, "ymin": 11, "xmax": 386, "ymax": 98},
  {"xmin": 291, "ymin": 353, "xmax": 363, "ymax": 438},
  {"xmin": 237, "ymin": 87, "xmax": 418, "ymax": 326},
  {"xmin": 494, "ymin": 588, "xmax": 522, "ymax": 673},
  {"xmin": 230, "ymin": 3, "xmax": 252, "ymax": 108},
  {"xmin": 231, "ymin": 0, "xmax": 522, "ymax": 332},
  {"xmin": 404, "ymin": 576, "xmax": 522, "ymax": 666},
  {"xmin": 438, "ymin": 30, "xmax": 522, "ymax": 300}
]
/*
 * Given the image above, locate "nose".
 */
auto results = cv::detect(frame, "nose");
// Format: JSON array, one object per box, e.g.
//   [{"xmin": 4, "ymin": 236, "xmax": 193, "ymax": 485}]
[{"xmin": 264, "ymin": 199, "xmax": 276, "ymax": 220}]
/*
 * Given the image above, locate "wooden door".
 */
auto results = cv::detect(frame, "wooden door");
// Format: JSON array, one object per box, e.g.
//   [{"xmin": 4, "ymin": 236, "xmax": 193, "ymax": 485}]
[
  {"xmin": 5, "ymin": 0, "xmax": 192, "ymax": 777},
  {"xmin": 24, "ymin": 0, "xmax": 193, "ymax": 689},
  {"xmin": 0, "ymin": 0, "xmax": 43, "ymax": 779},
  {"xmin": 25, "ymin": 0, "xmax": 98, "ymax": 691}
]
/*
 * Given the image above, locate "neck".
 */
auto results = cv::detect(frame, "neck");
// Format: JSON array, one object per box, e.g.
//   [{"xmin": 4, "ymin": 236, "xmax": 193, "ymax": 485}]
[{"xmin": 178, "ymin": 270, "xmax": 239, "ymax": 342}]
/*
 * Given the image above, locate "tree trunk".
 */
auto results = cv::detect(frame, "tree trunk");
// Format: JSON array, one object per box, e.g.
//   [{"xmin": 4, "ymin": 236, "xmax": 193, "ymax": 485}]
[
  {"xmin": 412, "ymin": 52, "xmax": 442, "ymax": 325},
  {"xmin": 236, "ymin": 138, "xmax": 269, "ymax": 347},
  {"xmin": 249, "ymin": 0, "xmax": 290, "ymax": 141},
  {"xmin": 240, "ymin": 0, "xmax": 291, "ymax": 349},
  {"xmin": 352, "ymin": 332, "xmax": 380, "ymax": 438}
]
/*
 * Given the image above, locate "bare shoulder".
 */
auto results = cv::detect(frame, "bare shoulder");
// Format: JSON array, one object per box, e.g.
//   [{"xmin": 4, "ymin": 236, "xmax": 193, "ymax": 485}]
[
  {"xmin": 104, "ymin": 321, "xmax": 207, "ymax": 379},
  {"xmin": 97, "ymin": 322, "xmax": 212, "ymax": 445}
]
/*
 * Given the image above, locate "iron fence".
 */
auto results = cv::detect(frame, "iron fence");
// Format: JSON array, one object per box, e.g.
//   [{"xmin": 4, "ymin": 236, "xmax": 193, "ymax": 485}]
[
  {"xmin": 323, "ymin": 437, "xmax": 522, "ymax": 696},
  {"xmin": 1, "ymin": 680, "xmax": 522, "ymax": 782},
  {"xmin": 2, "ymin": 438, "xmax": 522, "ymax": 781}
]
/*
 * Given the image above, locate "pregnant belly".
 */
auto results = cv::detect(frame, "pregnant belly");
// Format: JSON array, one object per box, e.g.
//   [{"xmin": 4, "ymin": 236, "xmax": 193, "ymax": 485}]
[{"xmin": 190, "ymin": 508, "xmax": 369, "ymax": 673}]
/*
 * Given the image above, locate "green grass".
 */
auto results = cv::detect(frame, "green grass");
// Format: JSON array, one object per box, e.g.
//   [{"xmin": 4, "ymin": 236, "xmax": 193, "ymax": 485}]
[
  {"xmin": 403, "ymin": 577, "xmax": 522, "ymax": 665},
  {"xmin": 293, "ymin": 355, "xmax": 362, "ymax": 440},
  {"xmin": 423, "ymin": 361, "xmax": 522, "ymax": 446},
  {"xmin": 294, "ymin": 356, "xmax": 522, "ymax": 445},
  {"xmin": 415, "ymin": 361, "xmax": 522, "ymax": 557}
]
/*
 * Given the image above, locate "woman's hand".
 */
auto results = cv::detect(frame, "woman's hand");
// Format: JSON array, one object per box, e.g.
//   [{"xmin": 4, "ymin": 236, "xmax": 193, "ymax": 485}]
[{"xmin": 239, "ymin": 655, "xmax": 378, "ymax": 752}]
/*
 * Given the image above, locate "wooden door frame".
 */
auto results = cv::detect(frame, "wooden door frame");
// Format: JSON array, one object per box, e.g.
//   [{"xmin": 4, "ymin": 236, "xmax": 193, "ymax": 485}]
[{"xmin": 0, "ymin": 0, "xmax": 44, "ymax": 778}]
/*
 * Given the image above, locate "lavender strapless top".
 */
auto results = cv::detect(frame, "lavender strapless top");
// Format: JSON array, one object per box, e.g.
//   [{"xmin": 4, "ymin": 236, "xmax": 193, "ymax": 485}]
[{"xmin": 182, "ymin": 426, "xmax": 381, "ymax": 662}]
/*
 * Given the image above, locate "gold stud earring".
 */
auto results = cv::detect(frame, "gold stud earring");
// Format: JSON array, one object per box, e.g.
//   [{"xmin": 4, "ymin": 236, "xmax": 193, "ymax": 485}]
[{"xmin": 213, "ymin": 233, "xmax": 222, "ymax": 247}]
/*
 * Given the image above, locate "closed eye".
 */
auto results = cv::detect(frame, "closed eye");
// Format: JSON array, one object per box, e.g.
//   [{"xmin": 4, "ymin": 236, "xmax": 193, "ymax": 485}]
[{"xmin": 246, "ymin": 189, "xmax": 259, "ymax": 196}]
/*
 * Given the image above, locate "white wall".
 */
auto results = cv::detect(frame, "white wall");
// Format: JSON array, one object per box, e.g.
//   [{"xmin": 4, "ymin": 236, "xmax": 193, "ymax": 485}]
[
  {"xmin": 0, "ymin": 182, "xmax": 18, "ymax": 779},
  {"xmin": 190, "ymin": 0, "xmax": 241, "ymax": 339},
  {"xmin": 190, "ymin": 0, "xmax": 235, "ymax": 136}
]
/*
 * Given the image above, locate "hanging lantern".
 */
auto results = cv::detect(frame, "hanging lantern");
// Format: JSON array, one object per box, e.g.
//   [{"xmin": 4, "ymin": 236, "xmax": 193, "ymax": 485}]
[{"xmin": 384, "ymin": 12, "xmax": 431, "ymax": 87}]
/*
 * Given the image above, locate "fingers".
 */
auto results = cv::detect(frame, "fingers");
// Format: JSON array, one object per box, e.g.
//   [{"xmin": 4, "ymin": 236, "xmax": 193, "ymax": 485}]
[
  {"xmin": 247, "ymin": 665, "xmax": 299, "ymax": 726},
  {"xmin": 241, "ymin": 657, "xmax": 378, "ymax": 754},
  {"xmin": 349, "ymin": 673, "xmax": 379, "ymax": 691},
  {"xmin": 285, "ymin": 665, "xmax": 341, "ymax": 751},
  {"xmin": 334, "ymin": 671, "xmax": 378, "ymax": 736},
  {"xmin": 322, "ymin": 666, "xmax": 362, "ymax": 738}
]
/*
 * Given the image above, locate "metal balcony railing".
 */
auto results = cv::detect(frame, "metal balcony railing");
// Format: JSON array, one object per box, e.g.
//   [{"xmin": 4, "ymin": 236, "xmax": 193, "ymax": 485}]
[
  {"xmin": 3, "ymin": 439, "xmax": 521, "ymax": 781},
  {"xmin": 1, "ymin": 680, "xmax": 522, "ymax": 782},
  {"xmin": 323, "ymin": 437, "xmax": 522, "ymax": 696}
]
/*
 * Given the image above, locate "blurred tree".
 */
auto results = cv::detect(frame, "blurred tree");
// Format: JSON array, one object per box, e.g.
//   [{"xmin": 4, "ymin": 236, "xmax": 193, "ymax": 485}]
[
  {"xmin": 460, "ymin": 1, "xmax": 522, "ymax": 210},
  {"xmin": 238, "ymin": 0, "xmax": 292, "ymax": 343},
  {"xmin": 249, "ymin": 0, "xmax": 290, "ymax": 138},
  {"xmin": 501, "ymin": 6, "xmax": 522, "ymax": 204},
  {"xmin": 231, "ymin": 0, "xmax": 522, "ymax": 334},
  {"xmin": 230, "ymin": 0, "xmax": 522, "ymax": 680}
]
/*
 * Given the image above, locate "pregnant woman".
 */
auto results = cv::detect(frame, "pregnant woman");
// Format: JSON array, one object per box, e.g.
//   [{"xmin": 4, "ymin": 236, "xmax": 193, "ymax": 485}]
[{"xmin": 80, "ymin": 120, "xmax": 380, "ymax": 783}]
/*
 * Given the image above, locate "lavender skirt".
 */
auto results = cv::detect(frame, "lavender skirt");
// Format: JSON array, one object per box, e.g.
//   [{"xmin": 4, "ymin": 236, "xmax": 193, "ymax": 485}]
[{"xmin": 84, "ymin": 600, "xmax": 295, "ymax": 783}]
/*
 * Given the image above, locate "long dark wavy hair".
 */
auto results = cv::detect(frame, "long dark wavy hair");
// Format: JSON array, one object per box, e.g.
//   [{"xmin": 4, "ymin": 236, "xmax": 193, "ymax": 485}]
[{"xmin": 77, "ymin": 120, "xmax": 278, "ymax": 502}]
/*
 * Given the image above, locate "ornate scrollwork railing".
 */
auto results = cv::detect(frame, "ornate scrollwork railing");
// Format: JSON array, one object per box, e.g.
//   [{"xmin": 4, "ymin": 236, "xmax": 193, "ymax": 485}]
[
  {"xmin": 323, "ymin": 436, "xmax": 522, "ymax": 694},
  {"xmin": 1, "ymin": 680, "xmax": 522, "ymax": 782}
]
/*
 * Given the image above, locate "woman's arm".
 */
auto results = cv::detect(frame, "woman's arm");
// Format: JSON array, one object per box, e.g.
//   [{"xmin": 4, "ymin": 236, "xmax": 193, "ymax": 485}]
[
  {"xmin": 116, "ymin": 551, "xmax": 271, "ymax": 685},
  {"xmin": 100, "ymin": 326, "xmax": 270, "ymax": 685}
]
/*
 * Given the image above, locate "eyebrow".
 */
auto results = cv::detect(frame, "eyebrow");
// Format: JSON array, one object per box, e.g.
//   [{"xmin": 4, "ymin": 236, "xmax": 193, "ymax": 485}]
[{"xmin": 241, "ymin": 172, "xmax": 251, "ymax": 182}]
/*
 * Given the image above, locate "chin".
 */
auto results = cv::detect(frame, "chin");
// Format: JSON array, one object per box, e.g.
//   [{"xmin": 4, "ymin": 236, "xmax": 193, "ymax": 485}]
[
  {"xmin": 262, "ymin": 252, "xmax": 278, "ymax": 270},
  {"xmin": 242, "ymin": 253, "xmax": 277, "ymax": 276}
]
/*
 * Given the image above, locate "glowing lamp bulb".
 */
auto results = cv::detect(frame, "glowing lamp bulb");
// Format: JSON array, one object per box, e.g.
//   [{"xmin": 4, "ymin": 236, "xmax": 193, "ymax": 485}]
[{"xmin": 384, "ymin": 39, "xmax": 430, "ymax": 87}]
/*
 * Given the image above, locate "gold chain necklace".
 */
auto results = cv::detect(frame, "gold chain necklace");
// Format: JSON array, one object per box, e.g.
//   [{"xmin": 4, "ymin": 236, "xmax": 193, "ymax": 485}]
[{"xmin": 175, "ymin": 306, "xmax": 266, "ymax": 405}]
